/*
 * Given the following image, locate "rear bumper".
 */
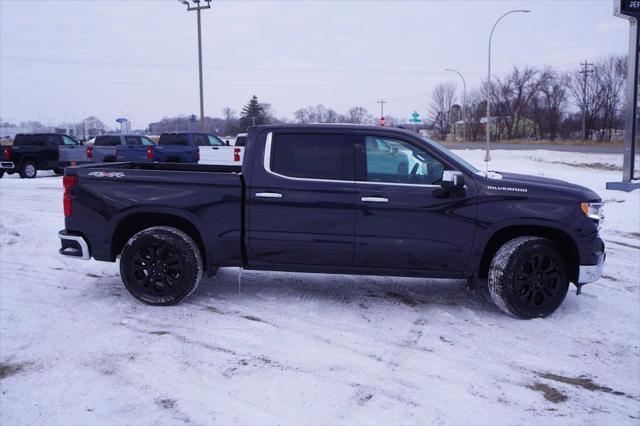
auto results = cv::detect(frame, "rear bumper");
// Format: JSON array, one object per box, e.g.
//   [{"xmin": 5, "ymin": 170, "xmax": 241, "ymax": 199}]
[
  {"xmin": 1, "ymin": 161, "xmax": 15, "ymax": 170},
  {"xmin": 58, "ymin": 230, "xmax": 90, "ymax": 260},
  {"xmin": 578, "ymin": 253, "xmax": 605, "ymax": 284}
]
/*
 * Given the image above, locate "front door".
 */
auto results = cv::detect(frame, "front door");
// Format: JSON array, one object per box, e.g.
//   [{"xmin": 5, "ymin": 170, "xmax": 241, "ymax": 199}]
[
  {"xmin": 247, "ymin": 131, "xmax": 356, "ymax": 266},
  {"xmin": 354, "ymin": 134, "xmax": 476, "ymax": 272}
]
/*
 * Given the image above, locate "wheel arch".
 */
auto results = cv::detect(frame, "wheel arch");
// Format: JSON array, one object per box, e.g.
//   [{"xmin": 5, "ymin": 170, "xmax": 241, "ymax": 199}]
[
  {"xmin": 111, "ymin": 212, "xmax": 208, "ymax": 272},
  {"xmin": 478, "ymin": 225, "xmax": 579, "ymax": 283}
]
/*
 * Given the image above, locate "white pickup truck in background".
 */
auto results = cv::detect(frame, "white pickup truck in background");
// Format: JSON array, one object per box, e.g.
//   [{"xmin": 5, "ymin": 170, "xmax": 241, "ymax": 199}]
[{"xmin": 198, "ymin": 132, "xmax": 245, "ymax": 166}]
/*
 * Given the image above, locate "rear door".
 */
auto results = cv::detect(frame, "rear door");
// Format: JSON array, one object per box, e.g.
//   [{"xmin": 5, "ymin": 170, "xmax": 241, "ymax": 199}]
[
  {"xmin": 247, "ymin": 130, "xmax": 356, "ymax": 266},
  {"xmin": 353, "ymin": 134, "xmax": 476, "ymax": 272},
  {"xmin": 58, "ymin": 135, "xmax": 85, "ymax": 164}
]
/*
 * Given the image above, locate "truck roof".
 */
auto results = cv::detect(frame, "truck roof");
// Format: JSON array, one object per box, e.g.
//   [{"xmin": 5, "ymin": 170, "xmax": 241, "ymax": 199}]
[{"xmin": 248, "ymin": 124, "xmax": 423, "ymax": 138}]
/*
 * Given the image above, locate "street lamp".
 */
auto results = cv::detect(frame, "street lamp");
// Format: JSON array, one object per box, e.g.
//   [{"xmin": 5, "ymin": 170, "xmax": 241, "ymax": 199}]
[
  {"xmin": 178, "ymin": 0, "xmax": 212, "ymax": 132},
  {"xmin": 445, "ymin": 68, "xmax": 467, "ymax": 144},
  {"xmin": 485, "ymin": 9, "xmax": 530, "ymax": 172}
]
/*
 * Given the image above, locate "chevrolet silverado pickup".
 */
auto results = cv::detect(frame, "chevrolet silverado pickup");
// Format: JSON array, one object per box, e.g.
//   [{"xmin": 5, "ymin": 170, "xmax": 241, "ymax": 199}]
[
  {"xmin": 86, "ymin": 135, "xmax": 156, "ymax": 163},
  {"xmin": 58, "ymin": 125, "xmax": 605, "ymax": 319},
  {"xmin": 1, "ymin": 133, "xmax": 85, "ymax": 178}
]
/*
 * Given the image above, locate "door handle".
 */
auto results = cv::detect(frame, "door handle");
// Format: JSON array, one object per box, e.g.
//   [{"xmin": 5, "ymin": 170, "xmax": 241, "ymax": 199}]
[
  {"xmin": 361, "ymin": 196, "xmax": 389, "ymax": 203},
  {"xmin": 256, "ymin": 192, "xmax": 283, "ymax": 199}
]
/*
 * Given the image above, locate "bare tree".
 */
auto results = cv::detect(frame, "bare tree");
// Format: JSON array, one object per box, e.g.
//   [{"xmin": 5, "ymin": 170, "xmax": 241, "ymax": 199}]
[
  {"xmin": 347, "ymin": 106, "xmax": 371, "ymax": 124},
  {"xmin": 529, "ymin": 69, "xmax": 567, "ymax": 141},
  {"xmin": 593, "ymin": 55, "xmax": 626, "ymax": 141},
  {"xmin": 429, "ymin": 83, "xmax": 457, "ymax": 140}
]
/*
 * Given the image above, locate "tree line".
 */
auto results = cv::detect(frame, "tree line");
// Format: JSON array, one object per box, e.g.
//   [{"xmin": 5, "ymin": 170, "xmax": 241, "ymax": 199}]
[{"xmin": 429, "ymin": 54, "xmax": 626, "ymax": 142}]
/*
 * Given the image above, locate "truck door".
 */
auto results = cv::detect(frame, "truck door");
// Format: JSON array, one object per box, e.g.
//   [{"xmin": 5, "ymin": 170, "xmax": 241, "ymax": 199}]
[
  {"xmin": 353, "ymin": 134, "xmax": 476, "ymax": 272},
  {"xmin": 247, "ymin": 131, "xmax": 355, "ymax": 266}
]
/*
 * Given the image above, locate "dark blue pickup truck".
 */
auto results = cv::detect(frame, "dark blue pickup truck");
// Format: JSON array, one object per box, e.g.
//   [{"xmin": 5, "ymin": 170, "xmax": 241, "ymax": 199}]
[
  {"xmin": 58, "ymin": 125, "xmax": 605, "ymax": 319},
  {"xmin": 115, "ymin": 132, "xmax": 225, "ymax": 163}
]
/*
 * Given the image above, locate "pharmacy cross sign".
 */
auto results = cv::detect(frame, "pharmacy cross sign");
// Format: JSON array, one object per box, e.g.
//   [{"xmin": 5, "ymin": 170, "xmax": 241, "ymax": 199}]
[{"xmin": 408, "ymin": 111, "xmax": 421, "ymax": 124}]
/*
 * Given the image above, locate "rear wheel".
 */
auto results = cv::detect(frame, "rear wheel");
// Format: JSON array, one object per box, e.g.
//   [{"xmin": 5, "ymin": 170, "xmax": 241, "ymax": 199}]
[
  {"xmin": 19, "ymin": 161, "xmax": 37, "ymax": 179},
  {"xmin": 488, "ymin": 236, "xmax": 569, "ymax": 319},
  {"xmin": 0, "ymin": 171, "xmax": 4, "ymax": 178},
  {"xmin": 119, "ymin": 226, "xmax": 203, "ymax": 305},
  {"xmin": 53, "ymin": 168, "xmax": 64, "ymax": 175}
]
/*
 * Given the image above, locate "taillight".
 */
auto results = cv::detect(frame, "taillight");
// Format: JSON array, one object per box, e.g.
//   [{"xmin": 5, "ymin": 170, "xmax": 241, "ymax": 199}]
[
  {"xmin": 196, "ymin": 148, "xmax": 200, "ymax": 162},
  {"xmin": 2, "ymin": 147, "xmax": 10, "ymax": 161},
  {"xmin": 234, "ymin": 147, "xmax": 241, "ymax": 162},
  {"xmin": 146, "ymin": 146, "xmax": 155, "ymax": 160},
  {"xmin": 86, "ymin": 146, "xmax": 93, "ymax": 160},
  {"xmin": 63, "ymin": 175, "xmax": 78, "ymax": 217}
]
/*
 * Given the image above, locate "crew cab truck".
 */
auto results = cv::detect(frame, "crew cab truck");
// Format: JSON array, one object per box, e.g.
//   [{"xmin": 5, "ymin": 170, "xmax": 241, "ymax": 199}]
[
  {"xmin": 1, "ymin": 133, "xmax": 84, "ymax": 178},
  {"xmin": 58, "ymin": 125, "xmax": 605, "ymax": 319},
  {"xmin": 86, "ymin": 135, "xmax": 156, "ymax": 163}
]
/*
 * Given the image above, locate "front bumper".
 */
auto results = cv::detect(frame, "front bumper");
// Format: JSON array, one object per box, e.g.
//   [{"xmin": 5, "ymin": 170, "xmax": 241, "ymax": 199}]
[
  {"xmin": 59, "ymin": 230, "xmax": 90, "ymax": 260},
  {"xmin": 578, "ymin": 253, "xmax": 605, "ymax": 284},
  {"xmin": 1, "ymin": 161, "xmax": 15, "ymax": 170}
]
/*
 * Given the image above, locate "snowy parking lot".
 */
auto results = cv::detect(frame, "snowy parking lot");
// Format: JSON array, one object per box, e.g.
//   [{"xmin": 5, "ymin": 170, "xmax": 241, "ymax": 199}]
[{"xmin": 1, "ymin": 149, "xmax": 639, "ymax": 425}]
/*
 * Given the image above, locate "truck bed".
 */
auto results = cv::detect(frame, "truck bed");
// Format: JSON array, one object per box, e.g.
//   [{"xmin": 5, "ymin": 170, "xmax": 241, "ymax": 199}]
[{"xmin": 71, "ymin": 161, "xmax": 242, "ymax": 174}]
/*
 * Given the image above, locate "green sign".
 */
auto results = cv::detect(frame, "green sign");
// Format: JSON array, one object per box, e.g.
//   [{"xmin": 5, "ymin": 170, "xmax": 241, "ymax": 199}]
[{"xmin": 408, "ymin": 111, "xmax": 421, "ymax": 124}]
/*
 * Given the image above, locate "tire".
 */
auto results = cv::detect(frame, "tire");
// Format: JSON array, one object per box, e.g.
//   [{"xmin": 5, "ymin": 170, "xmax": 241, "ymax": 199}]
[
  {"xmin": 0, "ymin": 171, "xmax": 4, "ymax": 179},
  {"xmin": 19, "ymin": 161, "xmax": 37, "ymax": 179},
  {"xmin": 119, "ymin": 226, "xmax": 203, "ymax": 305},
  {"xmin": 488, "ymin": 236, "xmax": 569, "ymax": 319},
  {"xmin": 53, "ymin": 168, "xmax": 64, "ymax": 175},
  {"xmin": 104, "ymin": 156, "xmax": 116, "ymax": 162}
]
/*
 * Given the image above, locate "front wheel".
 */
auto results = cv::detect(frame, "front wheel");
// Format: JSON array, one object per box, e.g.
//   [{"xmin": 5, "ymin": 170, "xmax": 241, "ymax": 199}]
[
  {"xmin": 19, "ymin": 161, "xmax": 37, "ymax": 179},
  {"xmin": 119, "ymin": 226, "xmax": 203, "ymax": 305},
  {"xmin": 488, "ymin": 236, "xmax": 569, "ymax": 319}
]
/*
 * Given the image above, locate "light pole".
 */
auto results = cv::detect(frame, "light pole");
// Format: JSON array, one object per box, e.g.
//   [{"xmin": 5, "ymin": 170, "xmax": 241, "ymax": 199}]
[
  {"xmin": 485, "ymin": 9, "xmax": 530, "ymax": 172},
  {"xmin": 445, "ymin": 68, "xmax": 467, "ymax": 144},
  {"xmin": 178, "ymin": 0, "xmax": 212, "ymax": 132}
]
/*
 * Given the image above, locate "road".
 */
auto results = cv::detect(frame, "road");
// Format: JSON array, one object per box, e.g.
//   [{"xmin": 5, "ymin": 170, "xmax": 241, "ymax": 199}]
[{"xmin": 441, "ymin": 141, "xmax": 624, "ymax": 154}]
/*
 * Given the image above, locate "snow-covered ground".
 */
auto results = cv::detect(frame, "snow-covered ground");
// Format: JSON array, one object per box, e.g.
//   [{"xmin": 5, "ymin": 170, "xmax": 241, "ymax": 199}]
[{"xmin": 1, "ymin": 149, "xmax": 638, "ymax": 425}]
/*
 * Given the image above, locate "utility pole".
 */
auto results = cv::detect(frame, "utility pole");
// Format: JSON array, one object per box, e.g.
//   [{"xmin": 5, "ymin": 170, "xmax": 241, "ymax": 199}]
[
  {"xmin": 579, "ymin": 60, "xmax": 594, "ymax": 141},
  {"xmin": 446, "ymin": 68, "xmax": 467, "ymax": 144},
  {"xmin": 178, "ymin": 0, "xmax": 212, "ymax": 132},
  {"xmin": 377, "ymin": 99, "xmax": 386, "ymax": 119}
]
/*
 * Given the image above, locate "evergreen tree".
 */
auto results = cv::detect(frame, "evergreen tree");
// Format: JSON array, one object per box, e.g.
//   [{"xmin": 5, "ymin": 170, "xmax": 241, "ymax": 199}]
[{"xmin": 240, "ymin": 95, "xmax": 267, "ymax": 129}]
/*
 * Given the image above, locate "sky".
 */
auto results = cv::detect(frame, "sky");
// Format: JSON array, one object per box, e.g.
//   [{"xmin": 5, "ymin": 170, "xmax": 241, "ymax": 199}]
[{"xmin": 0, "ymin": 0, "xmax": 630, "ymax": 130}]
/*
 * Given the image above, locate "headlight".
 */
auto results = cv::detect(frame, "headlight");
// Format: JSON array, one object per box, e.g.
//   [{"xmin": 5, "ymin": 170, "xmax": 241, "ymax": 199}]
[{"xmin": 581, "ymin": 202, "xmax": 604, "ymax": 223}]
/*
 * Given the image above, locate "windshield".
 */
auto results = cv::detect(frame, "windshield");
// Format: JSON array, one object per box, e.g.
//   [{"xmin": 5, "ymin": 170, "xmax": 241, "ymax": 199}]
[{"xmin": 420, "ymin": 135, "xmax": 480, "ymax": 173}]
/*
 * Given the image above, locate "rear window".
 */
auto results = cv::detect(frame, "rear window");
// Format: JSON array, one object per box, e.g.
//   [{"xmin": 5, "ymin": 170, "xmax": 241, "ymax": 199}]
[
  {"xmin": 159, "ymin": 134, "xmax": 188, "ymax": 146},
  {"xmin": 95, "ymin": 136, "xmax": 121, "ymax": 146},
  {"xmin": 13, "ymin": 135, "xmax": 46, "ymax": 146},
  {"xmin": 270, "ymin": 133, "xmax": 353, "ymax": 181},
  {"xmin": 235, "ymin": 135, "xmax": 247, "ymax": 147}
]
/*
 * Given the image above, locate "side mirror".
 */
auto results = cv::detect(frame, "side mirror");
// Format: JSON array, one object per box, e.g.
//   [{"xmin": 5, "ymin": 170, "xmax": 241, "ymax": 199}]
[
  {"xmin": 441, "ymin": 170, "xmax": 465, "ymax": 188},
  {"xmin": 226, "ymin": 140, "xmax": 230, "ymax": 146}
]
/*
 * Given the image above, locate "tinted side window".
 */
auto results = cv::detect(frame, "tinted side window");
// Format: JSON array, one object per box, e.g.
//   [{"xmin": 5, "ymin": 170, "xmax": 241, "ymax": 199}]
[
  {"xmin": 193, "ymin": 134, "xmax": 208, "ymax": 146},
  {"xmin": 125, "ymin": 136, "xmax": 142, "ymax": 146},
  {"xmin": 235, "ymin": 136, "xmax": 247, "ymax": 147},
  {"xmin": 207, "ymin": 135, "xmax": 224, "ymax": 146},
  {"xmin": 47, "ymin": 135, "xmax": 61, "ymax": 146},
  {"xmin": 270, "ymin": 133, "xmax": 353, "ymax": 181},
  {"xmin": 159, "ymin": 134, "xmax": 188, "ymax": 145},
  {"xmin": 14, "ymin": 135, "xmax": 45, "ymax": 146},
  {"xmin": 364, "ymin": 136, "xmax": 445, "ymax": 185},
  {"xmin": 140, "ymin": 137, "xmax": 156, "ymax": 146},
  {"xmin": 95, "ymin": 136, "xmax": 121, "ymax": 146},
  {"xmin": 62, "ymin": 136, "xmax": 78, "ymax": 145}
]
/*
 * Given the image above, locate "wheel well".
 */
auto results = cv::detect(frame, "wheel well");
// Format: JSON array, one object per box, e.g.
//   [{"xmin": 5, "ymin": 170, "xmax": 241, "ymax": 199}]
[
  {"xmin": 19, "ymin": 156, "xmax": 38, "ymax": 167},
  {"xmin": 111, "ymin": 213, "xmax": 207, "ymax": 268},
  {"xmin": 478, "ymin": 225, "xmax": 579, "ymax": 283}
]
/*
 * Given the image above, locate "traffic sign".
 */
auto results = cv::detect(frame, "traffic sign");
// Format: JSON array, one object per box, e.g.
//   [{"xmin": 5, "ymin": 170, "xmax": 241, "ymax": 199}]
[
  {"xmin": 408, "ymin": 111, "xmax": 421, "ymax": 124},
  {"xmin": 379, "ymin": 116, "xmax": 386, "ymax": 127}
]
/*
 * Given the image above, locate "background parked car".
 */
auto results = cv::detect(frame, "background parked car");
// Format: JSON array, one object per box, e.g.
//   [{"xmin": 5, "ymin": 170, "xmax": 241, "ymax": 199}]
[
  {"xmin": 86, "ymin": 135, "xmax": 156, "ymax": 163},
  {"xmin": 1, "ymin": 133, "xmax": 84, "ymax": 178}
]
